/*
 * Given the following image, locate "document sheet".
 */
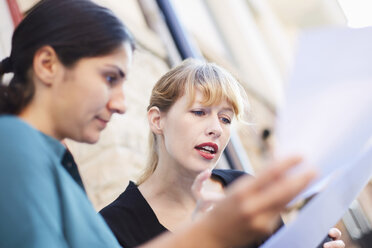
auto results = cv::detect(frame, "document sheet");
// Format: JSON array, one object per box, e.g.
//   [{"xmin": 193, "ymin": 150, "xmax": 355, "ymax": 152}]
[{"xmin": 261, "ymin": 27, "xmax": 372, "ymax": 248}]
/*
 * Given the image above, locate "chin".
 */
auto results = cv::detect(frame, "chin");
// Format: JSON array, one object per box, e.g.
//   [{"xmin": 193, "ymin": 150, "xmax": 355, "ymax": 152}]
[
  {"xmin": 190, "ymin": 162, "xmax": 215, "ymax": 173},
  {"xmin": 78, "ymin": 132, "xmax": 101, "ymax": 144},
  {"xmin": 85, "ymin": 136, "xmax": 100, "ymax": 144}
]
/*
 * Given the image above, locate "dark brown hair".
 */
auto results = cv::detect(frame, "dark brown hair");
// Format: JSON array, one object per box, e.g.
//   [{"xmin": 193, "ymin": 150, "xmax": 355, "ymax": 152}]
[{"xmin": 0, "ymin": 0, "xmax": 135, "ymax": 114}]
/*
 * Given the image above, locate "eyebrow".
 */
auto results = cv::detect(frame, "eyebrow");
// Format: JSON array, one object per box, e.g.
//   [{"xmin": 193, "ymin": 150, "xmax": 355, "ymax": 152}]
[
  {"xmin": 104, "ymin": 64, "xmax": 126, "ymax": 79},
  {"xmin": 220, "ymin": 107, "xmax": 234, "ymax": 113},
  {"xmin": 193, "ymin": 101, "xmax": 235, "ymax": 113}
]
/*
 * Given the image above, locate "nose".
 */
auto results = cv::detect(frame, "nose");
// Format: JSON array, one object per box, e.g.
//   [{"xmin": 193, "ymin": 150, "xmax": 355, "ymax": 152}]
[
  {"xmin": 107, "ymin": 87, "xmax": 127, "ymax": 115},
  {"xmin": 205, "ymin": 117, "xmax": 222, "ymax": 138}
]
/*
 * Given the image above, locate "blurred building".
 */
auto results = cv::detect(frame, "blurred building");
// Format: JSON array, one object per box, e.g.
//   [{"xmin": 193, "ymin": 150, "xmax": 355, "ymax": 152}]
[{"xmin": 1, "ymin": 0, "xmax": 372, "ymax": 247}]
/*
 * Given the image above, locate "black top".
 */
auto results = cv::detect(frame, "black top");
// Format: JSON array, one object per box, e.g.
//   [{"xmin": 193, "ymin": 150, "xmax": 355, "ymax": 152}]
[
  {"xmin": 100, "ymin": 168, "xmax": 331, "ymax": 248},
  {"xmin": 100, "ymin": 169, "xmax": 247, "ymax": 248}
]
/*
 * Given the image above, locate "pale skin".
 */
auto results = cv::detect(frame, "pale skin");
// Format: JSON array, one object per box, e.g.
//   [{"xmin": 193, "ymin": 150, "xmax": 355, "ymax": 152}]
[
  {"xmin": 22, "ymin": 45, "xmax": 341, "ymax": 248},
  {"xmin": 139, "ymin": 90, "xmax": 344, "ymax": 247},
  {"xmin": 139, "ymin": 91, "xmax": 234, "ymax": 230},
  {"xmin": 19, "ymin": 43, "xmax": 132, "ymax": 143}
]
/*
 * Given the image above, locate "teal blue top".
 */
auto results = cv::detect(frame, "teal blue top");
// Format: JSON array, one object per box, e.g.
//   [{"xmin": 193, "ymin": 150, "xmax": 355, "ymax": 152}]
[{"xmin": 0, "ymin": 116, "xmax": 121, "ymax": 248}]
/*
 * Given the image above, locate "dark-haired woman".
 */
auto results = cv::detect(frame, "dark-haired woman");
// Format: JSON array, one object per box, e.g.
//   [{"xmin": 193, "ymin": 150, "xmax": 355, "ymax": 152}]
[
  {"xmin": 0, "ymin": 0, "xmax": 133, "ymax": 247},
  {"xmin": 0, "ymin": 0, "xmax": 317, "ymax": 247}
]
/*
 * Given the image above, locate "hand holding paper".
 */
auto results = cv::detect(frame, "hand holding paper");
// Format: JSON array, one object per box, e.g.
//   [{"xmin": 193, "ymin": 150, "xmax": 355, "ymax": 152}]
[{"xmin": 261, "ymin": 27, "xmax": 372, "ymax": 248}]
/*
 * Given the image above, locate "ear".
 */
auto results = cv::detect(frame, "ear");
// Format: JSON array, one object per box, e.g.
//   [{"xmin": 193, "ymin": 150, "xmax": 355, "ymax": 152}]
[
  {"xmin": 148, "ymin": 106, "xmax": 163, "ymax": 135},
  {"xmin": 32, "ymin": 45, "xmax": 61, "ymax": 86}
]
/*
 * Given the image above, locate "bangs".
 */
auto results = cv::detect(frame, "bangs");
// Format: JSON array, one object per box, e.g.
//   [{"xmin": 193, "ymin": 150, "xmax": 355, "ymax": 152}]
[
  {"xmin": 184, "ymin": 63, "xmax": 247, "ymax": 121},
  {"xmin": 150, "ymin": 58, "xmax": 249, "ymax": 122}
]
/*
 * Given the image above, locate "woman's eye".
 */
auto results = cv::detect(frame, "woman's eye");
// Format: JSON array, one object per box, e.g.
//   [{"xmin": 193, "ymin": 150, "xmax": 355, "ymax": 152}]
[
  {"xmin": 220, "ymin": 116, "xmax": 231, "ymax": 124},
  {"xmin": 191, "ymin": 110, "xmax": 205, "ymax": 116},
  {"xmin": 105, "ymin": 75, "xmax": 118, "ymax": 85}
]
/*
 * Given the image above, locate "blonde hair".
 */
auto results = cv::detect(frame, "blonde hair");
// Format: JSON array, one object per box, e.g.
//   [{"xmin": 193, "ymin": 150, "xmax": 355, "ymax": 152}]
[{"xmin": 136, "ymin": 58, "xmax": 249, "ymax": 184}]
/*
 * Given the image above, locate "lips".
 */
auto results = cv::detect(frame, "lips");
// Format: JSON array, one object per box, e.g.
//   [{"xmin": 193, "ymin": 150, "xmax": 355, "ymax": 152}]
[
  {"xmin": 195, "ymin": 142, "xmax": 219, "ymax": 160},
  {"xmin": 95, "ymin": 117, "xmax": 110, "ymax": 129}
]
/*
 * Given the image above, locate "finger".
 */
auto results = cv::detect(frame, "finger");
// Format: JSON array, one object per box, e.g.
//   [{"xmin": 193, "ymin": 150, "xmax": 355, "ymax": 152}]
[
  {"xmin": 196, "ymin": 199, "xmax": 217, "ymax": 212},
  {"xmin": 245, "ymin": 167, "xmax": 317, "ymax": 214},
  {"xmin": 193, "ymin": 192, "xmax": 225, "ymax": 219},
  {"xmin": 192, "ymin": 197, "xmax": 221, "ymax": 220},
  {"xmin": 225, "ymin": 156, "xmax": 304, "ymax": 198},
  {"xmin": 323, "ymin": 240, "xmax": 345, "ymax": 248},
  {"xmin": 191, "ymin": 169, "xmax": 212, "ymax": 200},
  {"xmin": 245, "ymin": 211, "xmax": 282, "ymax": 235},
  {"xmin": 200, "ymin": 192, "xmax": 226, "ymax": 203},
  {"xmin": 328, "ymin": 227, "xmax": 342, "ymax": 240},
  {"xmin": 251, "ymin": 156, "xmax": 304, "ymax": 191}
]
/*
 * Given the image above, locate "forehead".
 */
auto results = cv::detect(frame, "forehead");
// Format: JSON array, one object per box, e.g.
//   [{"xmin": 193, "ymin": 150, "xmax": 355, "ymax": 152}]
[
  {"xmin": 100, "ymin": 43, "xmax": 133, "ymax": 72},
  {"xmin": 75, "ymin": 42, "xmax": 133, "ymax": 73},
  {"xmin": 184, "ymin": 89, "xmax": 233, "ymax": 109}
]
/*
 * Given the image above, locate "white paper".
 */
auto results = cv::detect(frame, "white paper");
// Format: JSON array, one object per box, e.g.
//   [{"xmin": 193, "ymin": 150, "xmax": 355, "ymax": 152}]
[
  {"xmin": 262, "ymin": 27, "xmax": 372, "ymax": 247},
  {"xmin": 262, "ymin": 144, "xmax": 372, "ymax": 248}
]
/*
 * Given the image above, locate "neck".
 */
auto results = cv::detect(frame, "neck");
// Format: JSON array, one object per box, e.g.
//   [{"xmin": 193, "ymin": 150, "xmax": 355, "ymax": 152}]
[
  {"xmin": 18, "ymin": 95, "xmax": 61, "ymax": 140},
  {"xmin": 139, "ymin": 159, "xmax": 201, "ymax": 231},
  {"xmin": 140, "ymin": 161, "xmax": 198, "ymax": 207}
]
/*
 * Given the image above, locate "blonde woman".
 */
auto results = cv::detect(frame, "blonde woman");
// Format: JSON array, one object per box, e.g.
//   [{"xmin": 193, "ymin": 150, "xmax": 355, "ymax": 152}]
[{"xmin": 100, "ymin": 59, "xmax": 344, "ymax": 248}]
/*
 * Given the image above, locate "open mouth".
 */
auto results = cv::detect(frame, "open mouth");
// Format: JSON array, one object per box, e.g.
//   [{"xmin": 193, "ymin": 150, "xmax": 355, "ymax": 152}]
[
  {"xmin": 195, "ymin": 142, "xmax": 218, "ymax": 160},
  {"xmin": 195, "ymin": 145, "xmax": 217, "ymax": 154}
]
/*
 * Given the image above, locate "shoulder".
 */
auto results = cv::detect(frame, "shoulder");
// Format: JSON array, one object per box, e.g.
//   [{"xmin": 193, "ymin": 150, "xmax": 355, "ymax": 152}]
[
  {"xmin": 0, "ymin": 117, "xmax": 67, "ymax": 246},
  {"xmin": 0, "ymin": 115, "xmax": 64, "ymax": 209},
  {"xmin": 100, "ymin": 181, "xmax": 157, "ymax": 225},
  {"xmin": 100, "ymin": 181, "xmax": 142, "ymax": 224},
  {"xmin": 0, "ymin": 116, "xmax": 54, "ymax": 175},
  {"xmin": 0, "ymin": 115, "xmax": 47, "ymax": 154},
  {"xmin": 0, "ymin": 115, "xmax": 39, "ymax": 142},
  {"xmin": 101, "ymin": 181, "xmax": 140, "ymax": 212},
  {"xmin": 212, "ymin": 169, "xmax": 251, "ymax": 186},
  {"xmin": 100, "ymin": 181, "xmax": 166, "ymax": 248}
]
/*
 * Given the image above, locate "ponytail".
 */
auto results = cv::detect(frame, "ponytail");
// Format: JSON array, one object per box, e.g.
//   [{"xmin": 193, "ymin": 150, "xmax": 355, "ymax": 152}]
[
  {"xmin": 0, "ymin": 57, "xmax": 34, "ymax": 115},
  {"xmin": 0, "ymin": 57, "xmax": 13, "ymax": 75}
]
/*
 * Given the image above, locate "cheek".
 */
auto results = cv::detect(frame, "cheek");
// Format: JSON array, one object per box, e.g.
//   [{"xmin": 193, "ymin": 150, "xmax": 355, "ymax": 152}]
[
  {"xmin": 220, "ymin": 128, "xmax": 231, "ymax": 148},
  {"xmin": 164, "ymin": 122, "xmax": 190, "ymax": 155},
  {"xmin": 84, "ymin": 86, "xmax": 109, "ymax": 109},
  {"xmin": 92, "ymin": 84, "xmax": 108, "ymax": 99},
  {"xmin": 70, "ymin": 78, "xmax": 108, "ymax": 108}
]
